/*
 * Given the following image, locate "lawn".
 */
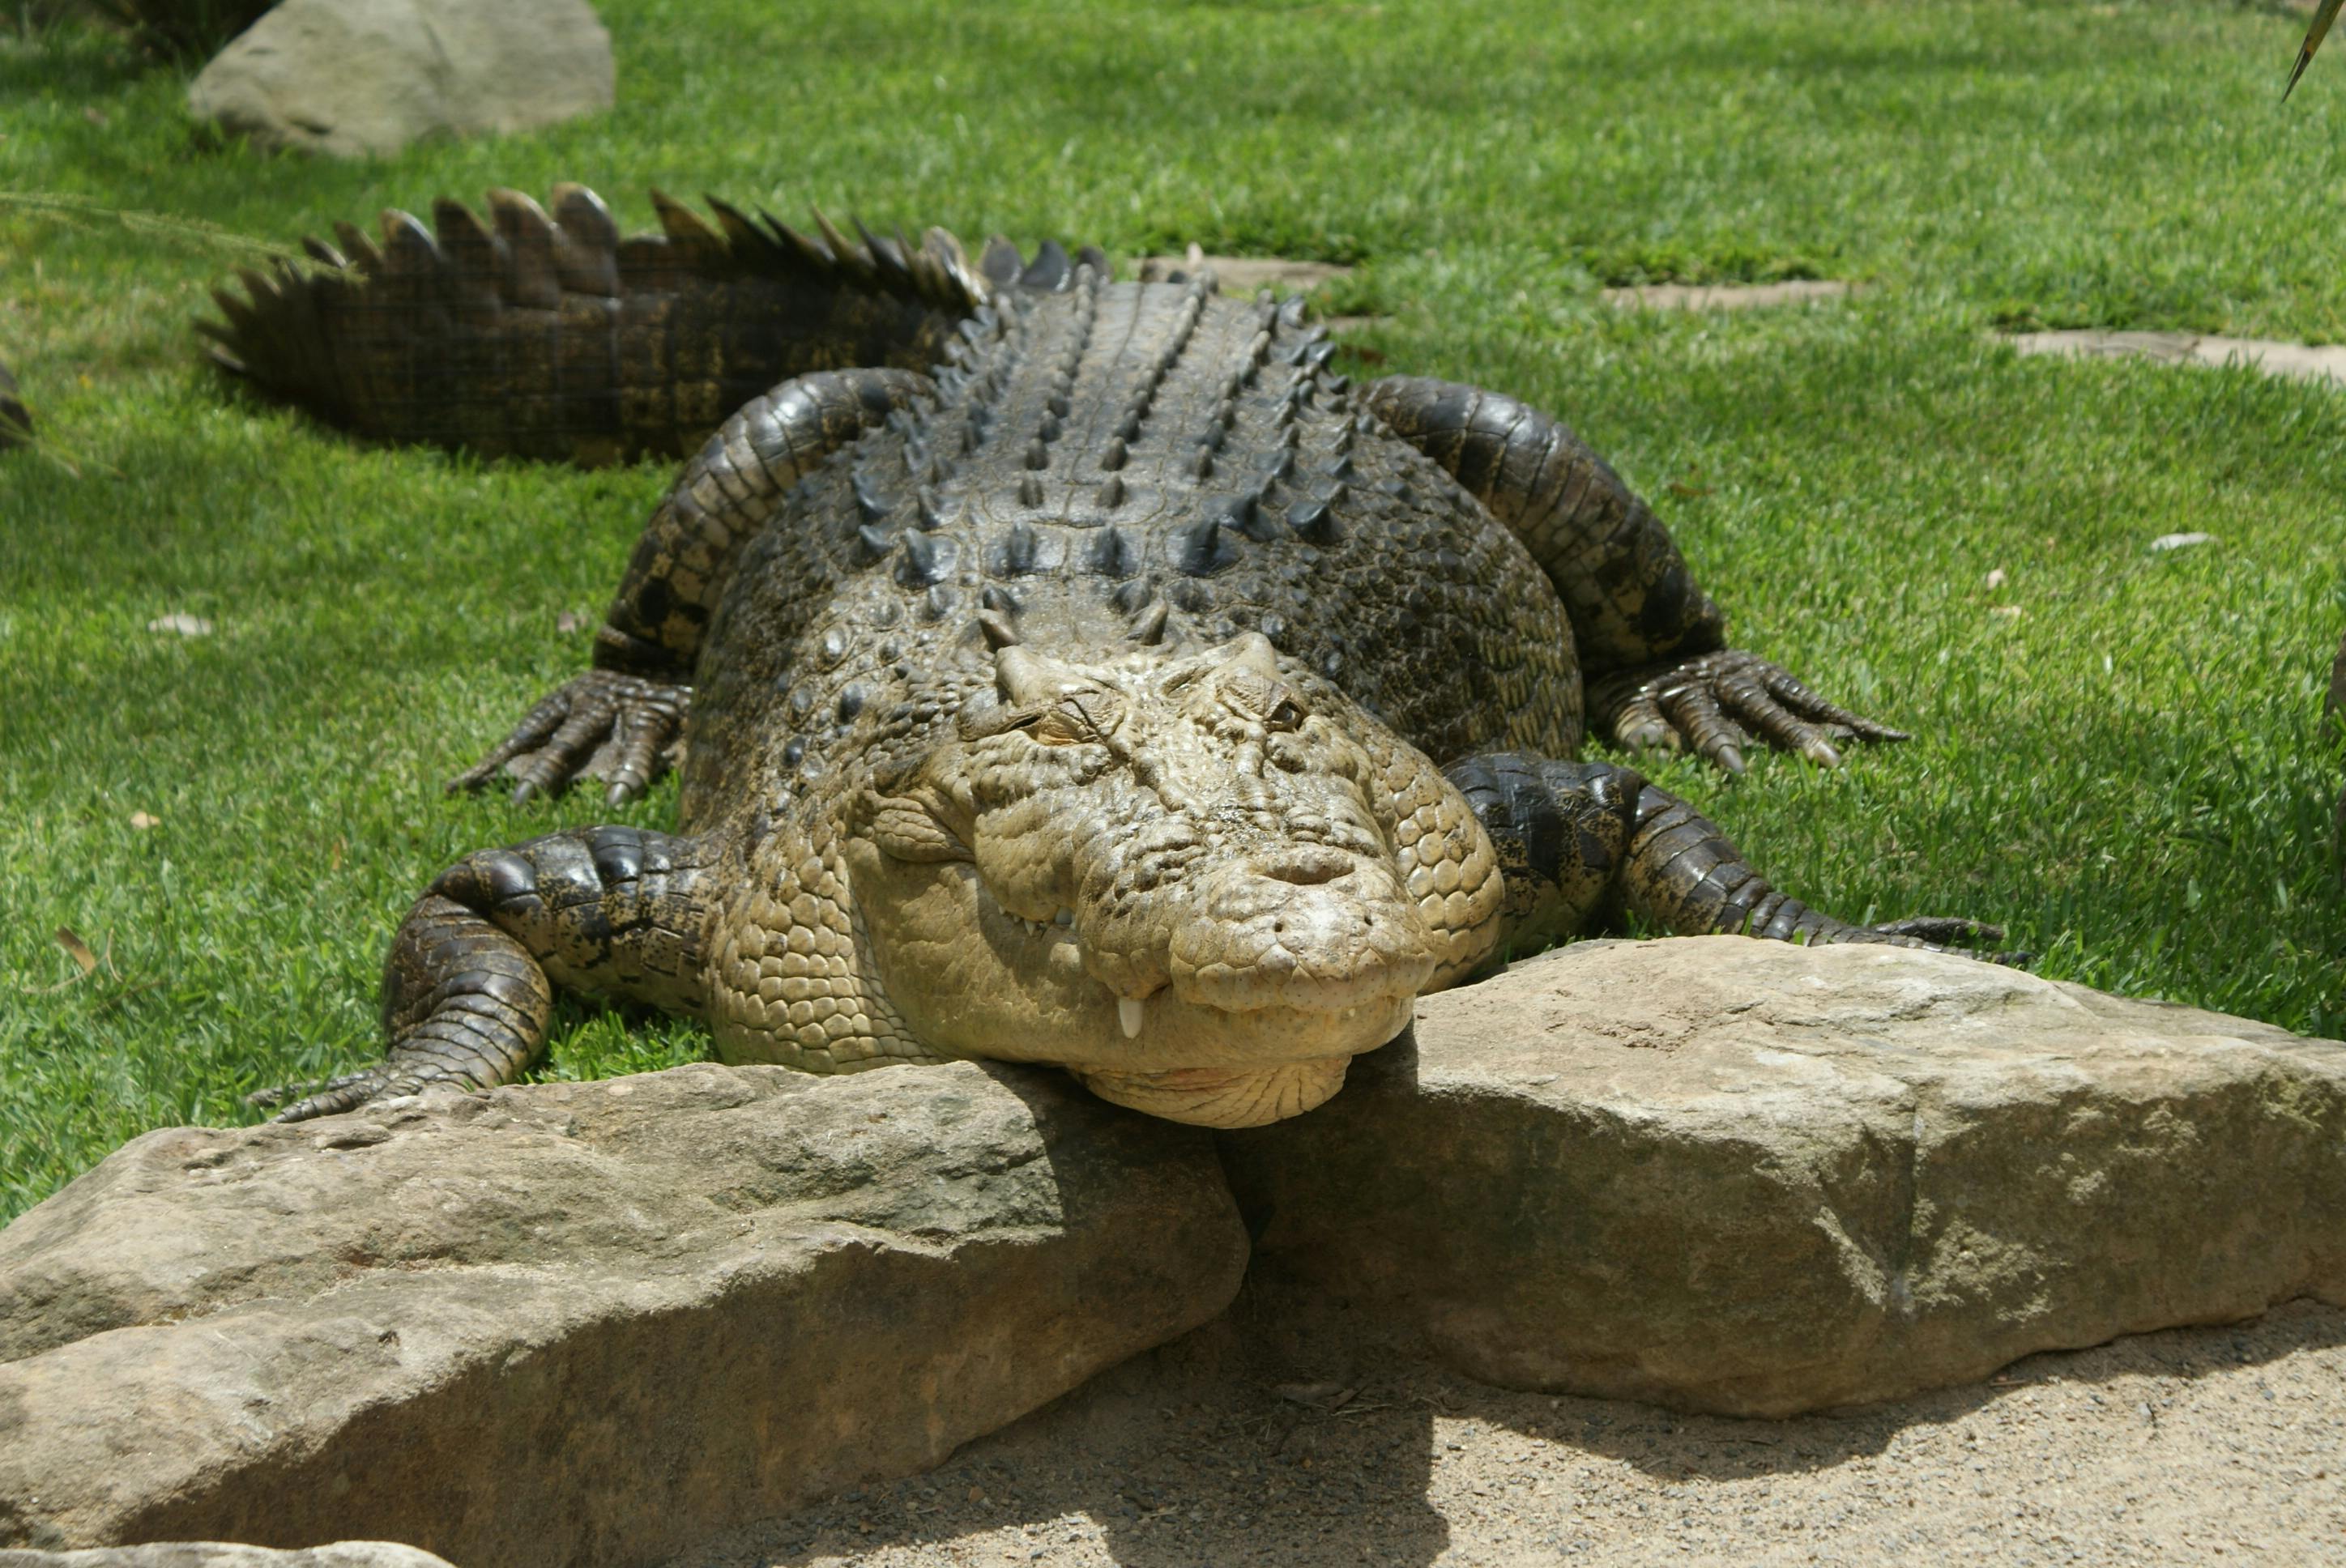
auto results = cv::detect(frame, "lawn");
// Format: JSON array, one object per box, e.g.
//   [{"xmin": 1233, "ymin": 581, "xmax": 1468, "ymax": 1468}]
[{"xmin": 3, "ymin": 0, "xmax": 2344, "ymax": 1221}]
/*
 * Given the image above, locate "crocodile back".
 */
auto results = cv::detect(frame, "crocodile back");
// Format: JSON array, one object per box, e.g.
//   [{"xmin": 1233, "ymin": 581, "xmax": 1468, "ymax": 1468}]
[{"xmin": 680, "ymin": 273, "xmax": 1582, "ymax": 836}]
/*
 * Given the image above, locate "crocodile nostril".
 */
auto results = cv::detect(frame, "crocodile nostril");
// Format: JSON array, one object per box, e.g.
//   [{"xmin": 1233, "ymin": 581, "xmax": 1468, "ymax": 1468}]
[{"xmin": 1254, "ymin": 850, "xmax": 1352, "ymax": 886}]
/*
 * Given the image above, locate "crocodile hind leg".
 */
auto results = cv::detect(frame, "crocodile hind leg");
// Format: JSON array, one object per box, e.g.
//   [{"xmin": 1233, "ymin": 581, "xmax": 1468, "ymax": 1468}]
[
  {"xmin": 252, "ymin": 827, "xmax": 715, "ymax": 1123},
  {"xmin": 1365, "ymin": 376, "xmax": 1906, "ymax": 773},
  {"xmin": 450, "ymin": 366, "xmax": 934, "ymax": 804},
  {"xmin": 1440, "ymin": 752, "xmax": 2014, "ymax": 963}
]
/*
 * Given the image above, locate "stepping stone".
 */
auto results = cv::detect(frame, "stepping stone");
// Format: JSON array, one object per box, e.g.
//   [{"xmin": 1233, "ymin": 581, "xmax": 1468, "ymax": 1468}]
[
  {"xmin": 1134, "ymin": 250, "xmax": 1350, "ymax": 293},
  {"xmin": 1602, "ymin": 279, "xmax": 1853, "ymax": 311},
  {"xmin": 2008, "ymin": 330, "xmax": 2346, "ymax": 389}
]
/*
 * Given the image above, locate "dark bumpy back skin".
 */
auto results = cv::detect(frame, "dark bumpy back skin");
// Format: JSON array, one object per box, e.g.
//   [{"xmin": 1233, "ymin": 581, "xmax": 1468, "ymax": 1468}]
[
  {"xmin": 677, "ymin": 272, "xmax": 1585, "ymax": 838},
  {"xmin": 1363, "ymin": 375, "xmax": 1726, "ymax": 673},
  {"xmin": 201, "ymin": 188, "xmax": 1000, "ymax": 466}
]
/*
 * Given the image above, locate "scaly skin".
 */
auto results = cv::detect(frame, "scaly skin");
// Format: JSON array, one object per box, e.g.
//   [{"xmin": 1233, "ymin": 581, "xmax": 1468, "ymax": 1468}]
[{"xmin": 209, "ymin": 190, "xmax": 2007, "ymax": 1129}]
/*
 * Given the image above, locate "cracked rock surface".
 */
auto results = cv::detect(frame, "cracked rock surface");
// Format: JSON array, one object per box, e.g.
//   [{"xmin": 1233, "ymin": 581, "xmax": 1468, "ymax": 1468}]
[
  {"xmin": 1221, "ymin": 936, "xmax": 2346, "ymax": 1417},
  {"xmin": 0, "ymin": 1063, "xmax": 1246, "ymax": 1567}
]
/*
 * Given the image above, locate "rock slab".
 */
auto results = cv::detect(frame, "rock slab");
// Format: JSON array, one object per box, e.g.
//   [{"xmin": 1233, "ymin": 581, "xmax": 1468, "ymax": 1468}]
[
  {"xmin": 188, "ymin": 0, "xmax": 614, "ymax": 158},
  {"xmin": 1221, "ymin": 937, "xmax": 2346, "ymax": 1417},
  {"xmin": 0, "ymin": 1063, "xmax": 1247, "ymax": 1567},
  {"xmin": 0, "ymin": 1547, "xmax": 451, "ymax": 1567}
]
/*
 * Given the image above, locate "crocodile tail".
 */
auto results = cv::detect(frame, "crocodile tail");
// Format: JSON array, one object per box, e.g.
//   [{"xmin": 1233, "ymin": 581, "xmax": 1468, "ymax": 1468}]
[{"xmin": 198, "ymin": 185, "xmax": 1051, "ymax": 466}]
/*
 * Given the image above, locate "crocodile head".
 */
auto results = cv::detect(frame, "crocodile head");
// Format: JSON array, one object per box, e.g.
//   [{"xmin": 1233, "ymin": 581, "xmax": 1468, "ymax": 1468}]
[{"xmin": 847, "ymin": 633, "xmax": 1504, "ymax": 1127}]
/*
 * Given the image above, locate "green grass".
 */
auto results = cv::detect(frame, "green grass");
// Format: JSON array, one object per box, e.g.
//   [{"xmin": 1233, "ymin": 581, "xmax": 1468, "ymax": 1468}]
[{"xmin": 4, "ymin": 0, "xmax": 2345, "ymax": 1220}]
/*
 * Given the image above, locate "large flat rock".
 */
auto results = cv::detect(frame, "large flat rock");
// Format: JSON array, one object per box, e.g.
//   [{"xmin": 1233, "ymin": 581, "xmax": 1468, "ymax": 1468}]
[
  {"xmin": 0, "ymin": 1063, "xmax": 1246, "ymax": 1567},
  {"xmin": 1221, "ymin": 937, "xmax": 2346, "ymax": 1417}
]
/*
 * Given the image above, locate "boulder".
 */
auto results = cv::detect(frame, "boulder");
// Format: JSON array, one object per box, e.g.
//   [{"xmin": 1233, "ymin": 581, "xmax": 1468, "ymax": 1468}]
[
  {"xmin": 0, "ymin": 1547, "xmax": 451, "ymax": 1567},
  {"xmin": 0, "ymin": 1063, "xmax": 1246, "ymax": 1566},
  {"xmin": 1221, "ymin": 937, "xmax": 2346, "ymax": 1417},
  {"xmin": 187, "ymin": 0, "xmax": 613, "ymax": 158}
]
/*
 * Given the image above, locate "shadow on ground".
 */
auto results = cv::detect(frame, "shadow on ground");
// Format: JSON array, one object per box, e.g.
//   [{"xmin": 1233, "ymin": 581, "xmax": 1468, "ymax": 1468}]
[{"xmin": 672, "ymin": 1282, "xmax": 2346, "ymax": 1568}]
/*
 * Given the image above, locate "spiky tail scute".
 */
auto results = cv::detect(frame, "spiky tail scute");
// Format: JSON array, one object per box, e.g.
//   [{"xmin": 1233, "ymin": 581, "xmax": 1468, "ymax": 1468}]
[{"xmin": 200, "ymin": 185, "xmax": 1105, "ymax": 466}]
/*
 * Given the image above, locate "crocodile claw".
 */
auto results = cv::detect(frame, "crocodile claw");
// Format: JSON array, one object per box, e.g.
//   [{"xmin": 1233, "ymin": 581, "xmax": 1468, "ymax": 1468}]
[
  {"xmin": 1864, "ymin": 914, "xmax": 2032, "ymax": 968},
  {"xmin": 450, "ymin": 668, "xmax": 690, "ymax": 803},
  {"xmin": 1590, "ymin": 649, "xmax": 1906, "ymax": 773}
]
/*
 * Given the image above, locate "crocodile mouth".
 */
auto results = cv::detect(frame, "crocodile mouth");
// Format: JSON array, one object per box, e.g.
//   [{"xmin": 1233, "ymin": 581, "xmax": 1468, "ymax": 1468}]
[{"xmin": 1068, "ymin": 1055, "xmax": 1354, "ymax": 1127}]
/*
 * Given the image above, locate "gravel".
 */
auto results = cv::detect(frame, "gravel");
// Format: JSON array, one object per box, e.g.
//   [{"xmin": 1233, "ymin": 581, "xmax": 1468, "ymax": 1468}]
[{"xmin": 668, "ymin": 1290, "xmax": 2346, "ymax": 1566}]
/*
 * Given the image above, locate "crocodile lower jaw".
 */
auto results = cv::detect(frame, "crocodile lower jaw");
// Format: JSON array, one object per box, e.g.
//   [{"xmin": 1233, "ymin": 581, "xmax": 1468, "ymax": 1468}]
[{"xmin": 1068, "ymin": 1054, "xmax": 1354, "ymax": 1127}]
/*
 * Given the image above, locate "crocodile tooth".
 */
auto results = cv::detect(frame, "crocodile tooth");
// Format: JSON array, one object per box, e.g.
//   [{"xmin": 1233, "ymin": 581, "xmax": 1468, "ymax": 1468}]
[{"xmin": 1118, "ymin": 997, "xmax": 1145, "ymax": 1039}]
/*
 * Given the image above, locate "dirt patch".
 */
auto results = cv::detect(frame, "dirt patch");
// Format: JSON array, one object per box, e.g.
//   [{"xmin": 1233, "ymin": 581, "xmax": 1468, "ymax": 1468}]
[{"xmin": 668, "ymin": 1283, "xmax": 2346, "ymax": 1567}]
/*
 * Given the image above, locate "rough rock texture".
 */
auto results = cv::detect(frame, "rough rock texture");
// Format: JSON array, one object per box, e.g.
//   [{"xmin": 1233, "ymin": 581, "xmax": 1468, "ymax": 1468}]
[
  {"xmin": 0, "ymin": 1547, "xmax": 452, "ymax": 1567},
  {"xmin": 0, "ymin": 1063, "xmax": 1247, "ymax": 1567},
  {"xmin": 1221, "ymin": 936, "xmax": 2346, "ymax": 1418},
  {"xmin": 187, "ymin": 0, "xmax": 613, "ymax": 157}
]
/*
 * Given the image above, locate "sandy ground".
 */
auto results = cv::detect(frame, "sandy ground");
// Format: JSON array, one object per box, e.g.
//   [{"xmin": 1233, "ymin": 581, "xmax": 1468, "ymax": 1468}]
[{"xmin": 672, "ymin": 1289, "xmax": 2346, "ymax": 1568}]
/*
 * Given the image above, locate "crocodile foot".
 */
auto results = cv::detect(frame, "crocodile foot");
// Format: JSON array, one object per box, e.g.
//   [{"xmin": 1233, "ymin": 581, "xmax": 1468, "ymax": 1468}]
[
  {"xmin": 1857, "ymin": 914, "xmax": 2031, "ymax": 966},
  {"xmin": 246, "ymin": 1061, "xmax": 479, "ymax": 1123},
  {"xmin": 1589, "ymin": 649, "xmax": 1907, "ymax": 774},
  {"xmin": 449, "ymin": 669, "xmax": 690, "ymax": 805}
]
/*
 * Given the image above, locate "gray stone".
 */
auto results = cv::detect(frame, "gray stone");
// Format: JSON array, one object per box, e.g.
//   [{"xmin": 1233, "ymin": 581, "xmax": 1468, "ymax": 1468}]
[
  {"xmin": 0, "ymin": 1062, "xmax": 1246, "ymax": 1566},
  {"xmin": 0, "ymin": 1546, "xmax": 453, "ymax": 1567},
  {"xmin": 1221, "ymin": 937, "xmax": 2346, "ymax": 1417},
  {"xmin": 187, "ymin": 0, "xmax": 614, "ymax": 158}
]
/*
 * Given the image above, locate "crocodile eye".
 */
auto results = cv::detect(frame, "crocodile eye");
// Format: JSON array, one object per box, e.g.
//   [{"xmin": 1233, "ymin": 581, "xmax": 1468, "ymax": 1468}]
[
  {"xmin": 1017, "ymin": 689, "xmax": 1119, "ymax": 746},
  {"xmin": 1264, "ymin": 695, "xmax": 1307, "ymax": 733}
]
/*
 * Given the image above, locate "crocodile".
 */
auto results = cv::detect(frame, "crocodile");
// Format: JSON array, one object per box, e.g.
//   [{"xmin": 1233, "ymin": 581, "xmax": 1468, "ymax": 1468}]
[{"xmin": 206, "ymin": 186, "xmax": 2005, "ymax": 1128}]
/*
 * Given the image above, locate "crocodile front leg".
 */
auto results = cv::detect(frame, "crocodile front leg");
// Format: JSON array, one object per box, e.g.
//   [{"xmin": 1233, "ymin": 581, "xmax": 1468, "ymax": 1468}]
[
  {"xmin": 451, "ymin": 367, "xmax": 932, "ymax": 804},
  {"xmin": 1366, "ymin": 375, "xmax": 1905, "ymax": 773},
  {"xmin": 253, "ymin": 827, "xmax": 716, "ymax": 1122},
  {"xmin": 1442, "ymin": 752, "xmax": 2014, "ymax": 962}
]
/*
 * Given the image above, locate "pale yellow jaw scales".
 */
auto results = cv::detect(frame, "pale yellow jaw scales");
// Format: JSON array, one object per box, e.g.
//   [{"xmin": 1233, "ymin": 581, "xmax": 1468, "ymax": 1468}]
[{"xmin": 1070, "ymin": 1055, "xmax": 1352, "ymax": 1127}]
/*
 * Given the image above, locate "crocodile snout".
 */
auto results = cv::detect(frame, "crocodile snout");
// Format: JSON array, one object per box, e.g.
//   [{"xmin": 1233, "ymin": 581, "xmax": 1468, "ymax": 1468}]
[{"xmin": 1167, "ymin": 855, "xmax": 1438, "ymax": 1014}]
